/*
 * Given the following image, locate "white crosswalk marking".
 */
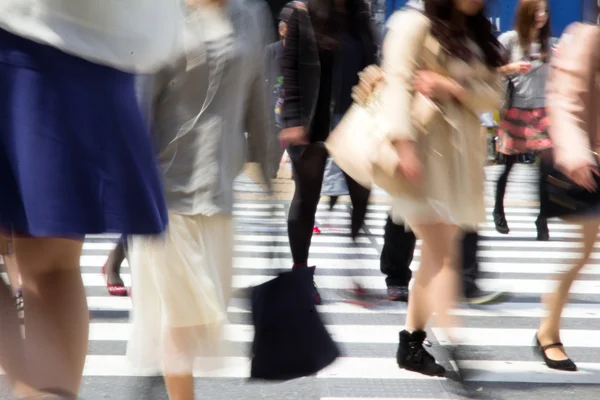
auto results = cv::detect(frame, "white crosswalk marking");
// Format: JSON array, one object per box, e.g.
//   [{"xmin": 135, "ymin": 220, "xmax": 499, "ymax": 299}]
[{"xmin": 3, "ymin": 164, "xmax": 600, "ymax": 399}]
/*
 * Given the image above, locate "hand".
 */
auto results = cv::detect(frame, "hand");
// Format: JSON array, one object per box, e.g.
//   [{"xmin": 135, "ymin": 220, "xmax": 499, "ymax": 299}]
[
  {"xmin": 510, "ymin": 61, "xmax": 532, "ymax": 75},
  {"xmin": 413, "ymin": 71, "xmax": 454, "ymax": 100},
  {"xmin": 395, "ymin": 140, "xmax": 422, "ymax": 184},
  {"xmin": 571, "ymin": 164, "xmax": 599, "ymax": 192},
  {"xmin": 280, "ymin": 126, "xmax": 308, "ymax": 146},
  {"xmin": 352, "ymin": 65, "xmax": 385, "ymax": 105},
  {"xmin": 280, "ymin": 151, "xmax": 290, "ymax": 165}
]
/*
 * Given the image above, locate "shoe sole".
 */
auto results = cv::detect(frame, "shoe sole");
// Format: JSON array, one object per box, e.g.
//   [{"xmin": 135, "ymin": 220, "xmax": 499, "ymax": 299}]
[{"xmin": 464, "ymin": 291, "xmax": 508, "ymax": 306}]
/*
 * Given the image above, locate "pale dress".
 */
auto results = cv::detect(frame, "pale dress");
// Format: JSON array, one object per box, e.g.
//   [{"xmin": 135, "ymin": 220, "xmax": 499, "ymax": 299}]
[
  {"xmin": 126, "ymin": 4, "xmax": 238, "ymax": 376},
  {"xmin": 383, "ymin": 10, "xmax": 503, "ymax": 230}
]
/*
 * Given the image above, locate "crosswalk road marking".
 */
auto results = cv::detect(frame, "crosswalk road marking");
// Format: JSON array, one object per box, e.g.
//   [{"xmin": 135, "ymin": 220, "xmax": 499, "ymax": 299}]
[{"xmin": 3, "ymin": 164, "xmax": 600, "ymax": 399}]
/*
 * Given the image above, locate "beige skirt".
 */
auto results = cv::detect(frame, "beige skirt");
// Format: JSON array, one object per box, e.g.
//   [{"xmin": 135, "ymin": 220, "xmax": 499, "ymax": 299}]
[{"xmin": 126, "ymin": 212, "xmax": 234, "ymax": 375}]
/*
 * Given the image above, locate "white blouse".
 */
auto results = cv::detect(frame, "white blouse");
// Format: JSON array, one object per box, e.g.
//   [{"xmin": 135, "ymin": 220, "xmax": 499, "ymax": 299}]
[{"xmin": 0, "ymin": 0, "xmax": 185, "ymax": 73}]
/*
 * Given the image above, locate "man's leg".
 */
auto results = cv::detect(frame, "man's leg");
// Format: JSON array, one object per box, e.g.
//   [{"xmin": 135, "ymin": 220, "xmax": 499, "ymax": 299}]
[
  {"xmin": 380, "ymin": 216, "xmax": 415, "ymax": 302},
  {"xmin": 461, "ymin": 230, "xmax": 506, "ymax": 305}
]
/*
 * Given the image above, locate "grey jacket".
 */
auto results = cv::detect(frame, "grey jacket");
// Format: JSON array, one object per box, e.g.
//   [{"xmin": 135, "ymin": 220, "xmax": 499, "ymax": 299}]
[
  {"xmin": 138, "ymin": 0, "xmax": 273, "ymax": 217},
  {"xmin": 499, "ymin": 30, "xmax": 558, "ymax": 109}
]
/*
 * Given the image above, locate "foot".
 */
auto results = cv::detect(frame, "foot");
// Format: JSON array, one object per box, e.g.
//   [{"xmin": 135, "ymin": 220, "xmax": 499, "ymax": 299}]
[
  {"xmin": 341, "ymin": 281, "xmax": 385, "ymax": 307},
  {"xmin": 535, "ymin": 217, "xmax": 550, "ymax": 241},
  {"xmin": 463, "ymin": 285, "xmax": 507, "ymax": 305},
  {"xmin": 397, "ymin": 330, "xmax": 446, "ymax": 377},
  {"xmin": 293, "ymin": 264, "xmax": 322, "ymax": 305},
  {"xmin": 493, "ymin": 211, "xmax": 509, "ymax": 234},
  {"xmin": 312, "ymin": 226, "xmax": 321, "ymax": 234},
  {"xmin": 101, "ymin": 264, "xmax": 128, "ymax": 297},
  {"xmin": 387, "ymin": 285, "xmax": 409, "ymax": 302},
  {"xmin": 534, "ymin": 333, "xmax": 577, "ymax": 371}
]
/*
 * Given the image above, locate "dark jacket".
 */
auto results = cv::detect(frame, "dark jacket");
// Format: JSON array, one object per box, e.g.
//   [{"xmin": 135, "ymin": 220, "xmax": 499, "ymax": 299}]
[{"xmin": 281, "ymin": 2, "xmax": 379, "ymax": 142}]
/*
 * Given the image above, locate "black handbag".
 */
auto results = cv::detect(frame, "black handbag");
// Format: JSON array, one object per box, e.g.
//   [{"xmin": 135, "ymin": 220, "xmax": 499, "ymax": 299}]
[
  {"xmin": 540, "ymin": 152, "xmax": 600, "ymax": 218},
  {"xmin": 249, "ymin": 253, "xmax": 340, "ymax": 381}
]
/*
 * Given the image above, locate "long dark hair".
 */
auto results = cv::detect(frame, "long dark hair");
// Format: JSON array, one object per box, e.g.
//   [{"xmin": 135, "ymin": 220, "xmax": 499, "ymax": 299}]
[
  {"xmin": 307, "ymin": 0, "xmax": 374, "ymax": 51},
  {"xmin": 515, "ymin": 0, "xmax": 551, "ymax": 62},
  {"xmin": 424, "ymin": 0, "xmax": 505, "ymax": 68}
]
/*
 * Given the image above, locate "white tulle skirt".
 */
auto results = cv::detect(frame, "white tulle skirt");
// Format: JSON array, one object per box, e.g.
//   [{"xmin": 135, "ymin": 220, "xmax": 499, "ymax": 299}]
[{"xmin": 126, "ymin": 212, "xmax": 234, "ymax": 376}]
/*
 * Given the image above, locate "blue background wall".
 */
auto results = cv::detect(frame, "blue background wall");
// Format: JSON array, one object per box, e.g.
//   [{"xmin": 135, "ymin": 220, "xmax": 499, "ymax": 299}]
[{"xmin": 385, "ymin": 0, "xmax": 596, "ymax": 36}]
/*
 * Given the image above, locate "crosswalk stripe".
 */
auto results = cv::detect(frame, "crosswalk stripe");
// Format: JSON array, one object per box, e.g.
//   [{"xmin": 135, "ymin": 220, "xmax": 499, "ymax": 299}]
[
  {"xmin": 12, "ymin": 164, "xmax": 598, "ymax": 398},
  {"xmin": 2, "ymin": 355, "xmax": 599, "ymax": 385},
  {"xmin": 84, "ymin": 297, "xmax": 600, "ymax": 319},
  {"xmin": 19, "ymin": 273, "xmax": 596, "ymax": 295}
]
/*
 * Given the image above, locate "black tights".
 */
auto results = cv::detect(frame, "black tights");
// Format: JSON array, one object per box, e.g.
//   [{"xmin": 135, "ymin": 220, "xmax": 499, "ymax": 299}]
[
  {"xmin": 494, "ymin": 151, "xmax": 549, "ymax": 220},
  {"xmin": 287, "ymin": 143, "xmax": 370, "ymax": 264}
]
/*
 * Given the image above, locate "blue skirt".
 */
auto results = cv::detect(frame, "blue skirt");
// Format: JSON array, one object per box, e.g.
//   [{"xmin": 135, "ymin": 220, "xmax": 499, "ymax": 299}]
[{"xmin": 0, "ymin": 29, "xmax": 168, "ymax": 237}]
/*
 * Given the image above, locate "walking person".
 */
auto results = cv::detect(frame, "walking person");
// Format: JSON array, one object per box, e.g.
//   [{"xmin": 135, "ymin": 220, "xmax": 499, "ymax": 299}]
[
  {"xmin": 280, "ymin": 0, "xmax": 377, "ymax": 303},
  {"xmin": 494, "ymin": 0, "xmax": 557, "ymax": 240},
  {"xmin": 364, "ymin": 0, "xmax": 504, "ymax": 376},
  {"xmin": 265, "ymin": 7, "xmax": 292, "ymax": 179},
  {"xmin": 0, "ymin": 1, "xmax": 183, "ymax": 397},
  {"xmin": 126, "ymin": 1, "xmax": 273, "ymax": 399},
  {"xmin": 535, "ymin": 21, "xmax": 600, "ymax": 372}
]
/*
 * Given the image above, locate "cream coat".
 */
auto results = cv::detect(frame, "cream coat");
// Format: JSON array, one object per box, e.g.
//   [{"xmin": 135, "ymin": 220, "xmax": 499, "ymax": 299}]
[{"xmin": 384, "ymin": 10, "xmax": 504, "ymax": 229}]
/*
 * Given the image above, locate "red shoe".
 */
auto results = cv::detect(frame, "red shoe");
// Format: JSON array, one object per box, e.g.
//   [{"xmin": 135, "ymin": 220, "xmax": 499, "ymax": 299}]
[
  {"xmin": 101, "ymin": 264, "xmax": 128, "ymax": 297},
  {"xmin": 313, "ymin": 226, "xmax": 321, "ymax": 234}
]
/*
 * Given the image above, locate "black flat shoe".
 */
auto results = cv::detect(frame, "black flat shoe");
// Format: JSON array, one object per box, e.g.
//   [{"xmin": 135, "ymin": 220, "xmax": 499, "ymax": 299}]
[
  {"xmin": 493, "ymin": 212, "xmax": 509, "ymax": 234},
  {"xmin": 533, "ymin": 335, "xmax": 577, "ymax": 371},
  {"xmin": 535, "ymin": 217, "xmax": 549, "ymax": 241}
]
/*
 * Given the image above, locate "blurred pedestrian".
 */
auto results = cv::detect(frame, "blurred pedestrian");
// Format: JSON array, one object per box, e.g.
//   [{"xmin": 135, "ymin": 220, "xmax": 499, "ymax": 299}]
[
  {"xmin": 494, "ymin": 0, "xmax": 557, "ymax": 240},
  {"xmin": 126, "ymin": 1, "xmax": 273, "ymax": 399},
  {"xmin": 0, "ymin": 1, "xmax": 183, "ymax": 397}
]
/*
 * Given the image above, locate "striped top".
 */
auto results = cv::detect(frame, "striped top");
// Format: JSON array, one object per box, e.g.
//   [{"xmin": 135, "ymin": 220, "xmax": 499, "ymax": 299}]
[{"xmin": 0, "ymin": 0, "xmax": 185, "ymax": 73}]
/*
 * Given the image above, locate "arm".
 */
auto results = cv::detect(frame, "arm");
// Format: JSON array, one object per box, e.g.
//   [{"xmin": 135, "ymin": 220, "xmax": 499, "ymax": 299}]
[
  {"xmin": 496, "ymin": 31, "xmax": 524, "ymax": 76},
  {"xmin": 281, "ymin": 8, "xmax": 303, "ymax": 128},
  {"xmin": 380, "ymin": 11, "xmax": 431, "ymax": 142},
  {"xmin": 448, "ymin": 67, "xmax": 504, "ymax": 116},
  {"xmin": 134, "ymin": 63, "xmax": 173, "ymax": 137},
  {"xmin": 547, "ymin": 24, "xmax": 600, "ymax": 175},
  {"xmin": 245, "ymin": 1, "xmax": 275, "ymax": 193}
]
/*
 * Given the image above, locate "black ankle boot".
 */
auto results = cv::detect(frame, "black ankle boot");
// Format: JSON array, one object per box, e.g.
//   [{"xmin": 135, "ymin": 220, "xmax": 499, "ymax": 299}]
[
  {"xmin": 397, "ymin": 330, "xmax": 446, "ymax": 377},
  {"xmin": 535, "ymin": 216, "xmax": 549, "ymax": 241},
  {"xmin": 493, "ymin": 210, "xmax": 509, "ymax": 234}
]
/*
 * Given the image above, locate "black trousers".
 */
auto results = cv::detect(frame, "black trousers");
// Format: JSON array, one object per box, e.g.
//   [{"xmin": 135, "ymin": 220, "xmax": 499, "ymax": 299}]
[
  {"xmin": 380, "ymin": 216, "xmax": 479, "ymax": 293},
  {"xmin": 287, "ymin": 143, "xmax": 370, "ymax": 264}
]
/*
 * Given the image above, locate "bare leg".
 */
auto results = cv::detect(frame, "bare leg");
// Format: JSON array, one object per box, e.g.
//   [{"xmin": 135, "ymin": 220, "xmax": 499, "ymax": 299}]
[
  {"xmin": 406, "ymin": 223, "xmax": 461, "ymax": 336},
  {"xmin": 105, "ymin": 239, "xmax": 126, "ymax": 286},
  {"xmin": 164, "ymin": 375, "xmax": 194, "ymax": 400},
  {"xmin": 538, "ymin": 221, "xmax": 599, "ymax": 361},
  {"xmin": 15, "ymin": 237, "xmax": 88, "ymax": 395}
]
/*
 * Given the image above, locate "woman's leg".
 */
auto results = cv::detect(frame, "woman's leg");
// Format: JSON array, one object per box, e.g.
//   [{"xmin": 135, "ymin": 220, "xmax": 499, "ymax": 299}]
[
  {"xmin": 494, "ymin": 154, "xmax": 518, "ymax": 234},
  {"xmin": 397, "ymin": 223, "xmax": 460, "ymax": 376},
  {"xmin": 15, "ymin": 237, "xmax": 88, "ymax": 395},
  {"xmin": 405, "ymin": 223, "xmax": 461, "ymax": 333},
  {"xmin": 538, "ymin": 221, "xmax": 599, "ymax": 362},
  {"xmin": 287, "ymin": 144, "xmax": 328, "ymax": 265},
  {"xmin": 105, "ymin": 238, "xmax": 127, "ymax": 287},
  {"xmin": 344, "ymin": 172, "xmax": 371, "ymax": 240},
  {"xmin": 535, "ymin": 149, "xmax": 551, "ymax": 241}
]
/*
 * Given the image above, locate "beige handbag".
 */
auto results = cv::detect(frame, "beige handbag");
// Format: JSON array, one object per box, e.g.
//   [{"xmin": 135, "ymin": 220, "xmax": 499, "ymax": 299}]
[{"xmin": 326, "ymin": 34, "xmax": 445, "ymax": 198}]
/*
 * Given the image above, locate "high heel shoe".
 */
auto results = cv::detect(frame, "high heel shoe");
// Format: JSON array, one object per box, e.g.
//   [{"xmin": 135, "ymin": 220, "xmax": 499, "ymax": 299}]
[
  {"xmin": 533, "ymin": 335, "xmax": 577, "ymax": 371},
  {"xmin": 101, "ymin": 264, "xmax": 128, "ymax": 297}
]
